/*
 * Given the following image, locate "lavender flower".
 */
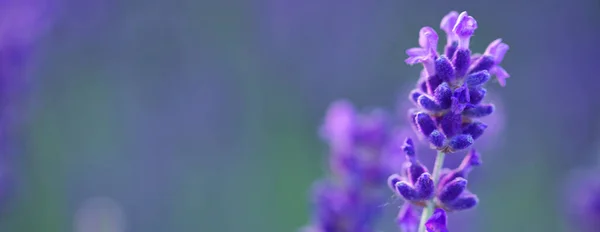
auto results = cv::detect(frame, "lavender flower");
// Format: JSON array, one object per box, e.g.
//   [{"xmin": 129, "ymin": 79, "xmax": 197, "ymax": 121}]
[
  {"xmin": 303, "ymin": 100, "xmax": 400, "ymax": 232},
  {"xmin": 389, "ymin": 11, "xmax": 509, "ymax": 232},
  {"xmin": 405, "ymin": 11, "xmax": 509, "ymax": 153}
]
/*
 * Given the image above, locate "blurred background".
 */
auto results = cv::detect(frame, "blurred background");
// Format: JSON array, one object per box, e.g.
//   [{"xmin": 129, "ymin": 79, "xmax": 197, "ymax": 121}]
[{"xmin": 0, "ymin": 0, "xmax": 599, "ymax": 231}]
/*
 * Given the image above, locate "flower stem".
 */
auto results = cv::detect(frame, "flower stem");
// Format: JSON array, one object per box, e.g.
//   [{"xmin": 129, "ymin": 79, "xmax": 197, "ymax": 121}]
[{"xmin": 417, "ymin": 150, "xmax": 446, "ymax": 232}]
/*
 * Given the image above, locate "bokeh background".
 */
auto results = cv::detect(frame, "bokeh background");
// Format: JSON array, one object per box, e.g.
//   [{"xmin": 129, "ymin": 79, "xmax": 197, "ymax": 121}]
[{"xmin": 0, "ymin": 0, "xmax": 599, "ymax": 231}]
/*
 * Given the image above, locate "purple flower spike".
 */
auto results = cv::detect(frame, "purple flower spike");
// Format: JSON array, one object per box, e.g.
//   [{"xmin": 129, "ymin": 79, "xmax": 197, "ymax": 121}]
[
  {"xmin": 438, "ymin": 178, "xmax": 468, "ymax": 203},
  {"xmin": 397, "ymin": 204, "xmax": 419, "ymax": 232},
  {"xmin": 484, "ymin": 39, "xmax": 510, "ymax": 86},
  {"xmin": 415, "ymin": 112, "xmax": 437, "ymax": 137},
  {"xmin": 415, "ymin": 173, "xmax": 435, "ymax": 200},
  {"xmin": 428, "ymin": 130, "xmax": 446, "ymax": 148},
  {"xmin": 468, "ymin": 87, "xmax": 487, "ymax": 105},
  {"xmin": 466, "ymin": 70, "xmax": 491, "ymax": 87},
  {"xmin": 463, "ymin": 104, "xmax": 495, "ymax": 118},
  {"xmin": 434, "ymin": 83, "xmax": 452, "ymax": 109},
  {"xmin": 445, "ymin": 193, "xmax": 479, "ymax": 211},
  {"xmin": 435, "ymin": 56, "xmax": 455, "ymax": 82},
  {"xmin": 425, "ymin": 209, "xmax": 449, "ymax": 232},
  {"xmin": 406, "ymin": 27, "xmax": 439, "ymax": 75},
  {"xmin": 418, "ymin": 95, "xmax": 442, "ymax": 112},
  {"xmin": 462, "ymin": 121, "xmax": 488, "ymax": 139},
  {"xmin": 452, "ymin": 49, "xmax": 471, "ymax": 78},
  {"xmin": 440, "ymin": 112, "xmax": 462, "ymax": 138},
  {"xmin": 452, "ymin": 11, "xmax": 478, "ymax": 49},
  {"xmin": 448, "ymin": 134, "xmax": 474, "ymax": 151}
]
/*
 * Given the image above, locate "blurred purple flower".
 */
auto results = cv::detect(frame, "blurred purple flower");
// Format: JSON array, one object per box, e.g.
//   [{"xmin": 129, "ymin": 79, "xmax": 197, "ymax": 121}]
[
  {"xmin": 565, "ymin": 168, "xmax": 600, "ymax": 232},
  {"xmin": 303, "ymin": 100, "xmax": 404, "ymax": 232},
  {"xmin": 0, "ymin": 0, "xmax": 53, "ymax": 206}
]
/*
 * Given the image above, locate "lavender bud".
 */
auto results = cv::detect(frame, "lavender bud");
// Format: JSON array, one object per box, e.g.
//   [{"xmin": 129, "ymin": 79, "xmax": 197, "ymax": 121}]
[
  {"xmin": 449, "ymin": 134, "xmax": 474, "ymax": 151},
  {"xmin": 463, "ymin": 104, "xmax": 495, "ymax": 118},
  {"xmin": 434, "ymin": 83, "xmax": 452, "ymax": 109},
  {"xmin": 410, "ymin": 89, "xmax": 423, "ymax": 105},
  {"xmin": 465, "ymin": 70, "xmax": 491, "ymax": 87},
  {"xmin": 438, "ymin": 178, "xmax": 468, "ymax": 203},
  {"xmin": 452, "ymin": 49, "xmax": 471, "ymax": 78},
  {"xmin": 426, "ymin": 75, "xmax": 443, "ymax": 94},
  {"xmin": 408, "ymin": 163, "xmax": 427, "ymax": 184},
  {"xmin": 462, "ymin": 121, "xmax": 488, "ymax": 139},
  {"xmin": 428, "ymin": 130, "xmax": 446, "ymax": 148},
  {"xmin": 425, "ymin": 209, "xmax": 449, "ymax": 232},
  {"xmin": 440, "ymin": 112, "xmax": 462, "ymax": 138},
  {"xmin": 469, "ymin": 87, "xmax": 487, "ymax": 105},
  {"xmin": 415, "ymin": 173, "xmax": 435, "ymax": 200},
  {"xmin": 418, "ymin": 95, "xmax": 442, "ymax": 112},
  {"xmin": 402, "ymin": 137, "xmax": 416, "ymax": 157},
  {"xmin": 415, "ymin": 112, "xmax": 437, "ymax": 136},
  {"xmin": 387, "ymin": 174, "xmax": 403, "ymax": 191},
  {"xmin": 469, "ymin": 55, "xmax": 495, "ymax": 74},
  {"xmin": 435, "ymin": 56, "xmax": 455, "ymax": 82},
  {"xmin": 446, "ymin": 193, "xmax": 479, "ymax": 211},
  {"xmin": 454, "ymin": 85, "xmax": 470, "ymax": 104},
  {"xmin": 395, "ymin": 181, "xmax": 420, "ymax": 201}
]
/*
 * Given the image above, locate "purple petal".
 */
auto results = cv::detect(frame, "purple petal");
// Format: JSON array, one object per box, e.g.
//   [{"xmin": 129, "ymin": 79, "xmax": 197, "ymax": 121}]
[
  {"xmin": 419, "ymin": 26, "xmax": 439, "ymax": 52},
  {"xmin": 485, "ymin": 38, "xmax": 510, "ymax": 64},
  {"xmin": 425, "ymin": 209, "xmax": 449, "ymax": 232},
  {"xmin": 491, "ymin": 65, "xmax": 510, "ymax": 87},
  {"xmin": 452, "ymin": 11, "xmax": 477, "ymax": 49},
  {"xmin": 440, "ymin": 11, "xmax": 459, "ymax": 40},
  {"xmin": 397, "ymin": 203, "xmax": 419, "ymax": 232}
]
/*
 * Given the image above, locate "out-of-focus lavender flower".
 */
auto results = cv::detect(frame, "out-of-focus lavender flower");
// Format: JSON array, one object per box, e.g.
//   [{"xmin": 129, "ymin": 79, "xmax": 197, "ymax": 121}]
[
  {"xmin": 405, "ymin": 11, "xmax": 509, "ymax": 153},
  {"xmin": 565, "ymin": 168, "xmax": 600, "ymax": 232},
  {"xmin": 0, "ymin": 0, "xmax": 53, "ymax": 205},
  {"xmin": 303, "ymin": 100, "xmax": 403, "ymax": 232}
]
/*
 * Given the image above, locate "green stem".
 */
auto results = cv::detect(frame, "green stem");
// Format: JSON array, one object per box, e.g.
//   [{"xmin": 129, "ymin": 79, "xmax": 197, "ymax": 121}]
[{"xmin": 417, "ymin": 151, "xmax": 446, "ymax": 232}]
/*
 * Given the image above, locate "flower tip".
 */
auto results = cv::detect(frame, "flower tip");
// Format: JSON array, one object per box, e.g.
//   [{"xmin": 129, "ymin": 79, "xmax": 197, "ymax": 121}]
[
  {"xmin": 440, "ymin": 11, "xmax": 459, "ymax": 33},
  {"xmin": 467, "ymin": 149, "xmax": 483, "ymax": 166},
  {"xmin": 419, "ymin": 26, "xmax": 439, "ymax": 49},
  {"xmin": 453, "ymin": 11, "xmax": 478, "ymax": 37},
  {"xmin": 402, "ymin": 137, "xmax": 416, "ymax": 157}
]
